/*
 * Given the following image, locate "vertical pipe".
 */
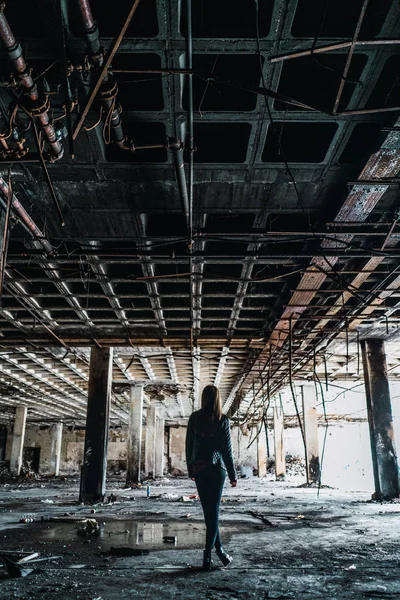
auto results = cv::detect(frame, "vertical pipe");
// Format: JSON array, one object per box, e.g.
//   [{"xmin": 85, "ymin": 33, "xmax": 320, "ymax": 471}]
[
  {"xmin": 186, "ymin": 0, "xmax": 195, "ymax": 350},
  {"xmin": 186, "ymin": 0, "xmax": 194, "ymax": 244}
]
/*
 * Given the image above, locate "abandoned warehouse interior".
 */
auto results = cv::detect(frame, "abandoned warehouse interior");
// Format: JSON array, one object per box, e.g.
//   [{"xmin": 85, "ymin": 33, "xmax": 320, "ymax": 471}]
[{"xmin": 0, "ymin": 0, "xmax": 399, "ymax": 598}]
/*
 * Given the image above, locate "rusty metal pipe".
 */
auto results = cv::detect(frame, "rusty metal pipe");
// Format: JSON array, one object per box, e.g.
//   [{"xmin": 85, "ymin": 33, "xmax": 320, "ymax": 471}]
[
  {"xmin": 75, "ymin": 0, "xmax": 136, "ymax": 149},
  {"xmin": 77, "ymin": 0, "xmax": 96, "ymax": 30},
  {"xmin": 0, "ymin": 177, "xmax": 53, "ymax": 253},
  {"xmin": 0, "ymin": 3, "xmax": 63, "ymax": 161},
  {"xmin": 76, "ymin": 0, "xmax": 102, "ymax": 64}
]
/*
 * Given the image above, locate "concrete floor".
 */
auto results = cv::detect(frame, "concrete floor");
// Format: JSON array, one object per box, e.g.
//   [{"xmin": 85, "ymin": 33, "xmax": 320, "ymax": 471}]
[{"xmin": 0, "ymin": 476, "xmax": 400, "ymax": 599}]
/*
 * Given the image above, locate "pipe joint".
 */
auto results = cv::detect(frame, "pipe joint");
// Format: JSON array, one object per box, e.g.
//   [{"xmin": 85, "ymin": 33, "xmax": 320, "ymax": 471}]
[
  {"xmin": 167, "ymin": 137, "xmax": 184, "ymax": 152},
  {"xmin": 4, "ymin": 41, "xmax": 22, "ymax": 61},
  {"xmin": 46, "ymin": 146, "xmax": 64, "ymax": 163},
  {"xmin": 84, "ymin": 22, "xmax": 99, "ymax": 41},
  {"xmin": 115, "ymin": 137, "xmax": 135, "ymax": 152},
  {"xmin": 23, "ymin": 94, "xmax": 50, "ymax": 117}
]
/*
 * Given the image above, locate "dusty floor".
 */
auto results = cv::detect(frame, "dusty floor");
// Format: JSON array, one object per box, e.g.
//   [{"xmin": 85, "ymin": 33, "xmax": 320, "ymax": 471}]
[{"xmin": 0, "ymin": 476, "xmax": 400, "ymax": 599}]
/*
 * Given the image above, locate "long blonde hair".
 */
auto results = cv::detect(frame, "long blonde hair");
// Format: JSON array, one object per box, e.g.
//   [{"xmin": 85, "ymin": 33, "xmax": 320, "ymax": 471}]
[{"xmin": 201, "ymin": 385, "xmax": 222, "ymax": 422}]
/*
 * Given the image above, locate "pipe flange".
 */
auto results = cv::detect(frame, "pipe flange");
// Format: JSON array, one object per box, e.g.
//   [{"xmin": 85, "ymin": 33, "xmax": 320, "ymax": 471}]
[
  {"xmin": 46, "ymin": 147, "xmax": 64, "ymax": 163},
  {"xmin": 4, "ymin": 41, "xmax": 22, "ymax": 62},
  {"xmin": 85, "ymin": 23, "xmax": 100, "ymax": 43},
  {"xmin": 167, "ymin": 137, "xmax": 184, "ymax": 151},
  {"xmin": 27, "ymin": 95, "xmax": 50, "ymax": 117}
]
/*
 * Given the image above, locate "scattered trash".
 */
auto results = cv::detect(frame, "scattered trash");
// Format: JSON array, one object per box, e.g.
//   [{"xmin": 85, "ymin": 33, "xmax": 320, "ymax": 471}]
[
  {"xmin": 90, "ymin": 509, "xmax": 96, "ymax": 514},
  {"xmin": 109, "ymin": 547, "xmax": 150, "ymax": 556},
  {"xmin": 163, "ymin": 536, "xmax": 177, "ymax": 544},
  {"xmin": 41, "ymin": 499, "xmax": 54, "ymax": 504},
  {"xmin": 347, "ymin": 564, "xmax": 357, "ymax": 570},
  {"xmin": 3, "ymin": 556, "xmax": 34, "ymax": 578},
  {"xmin": 16, "ymin": 552, "xmax": 39, "ymax": 563},
  {"xmin": 77, "ymin": 519, "xmax": 100, "ymax": 537},
  {"xmin": 19, "ymin": 514, "xmax": 34, "ymax": 523},
  {"xmin": 296, "ymin": 515, "xmax": 305, "ymax": 520},
  {"xmin": 69, "ymin": 564, "xmax": 87, "ymax": 569},
  {"xmin": 23, "ymin": 556, "xmax": 62, "ymax": 564},
  {"xmin": 180, "ymin": 496, "xmax": 193, "ymax": 502},
  {"xmin": 179, "ymin": 514, "xmax": 191, "ymax": 518}
]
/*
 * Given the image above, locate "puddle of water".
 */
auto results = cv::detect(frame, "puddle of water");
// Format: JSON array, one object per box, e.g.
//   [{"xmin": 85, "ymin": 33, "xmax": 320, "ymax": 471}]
[{"xmin": 23, "ymin": 520, "xmax": 250, "ymax": 550}]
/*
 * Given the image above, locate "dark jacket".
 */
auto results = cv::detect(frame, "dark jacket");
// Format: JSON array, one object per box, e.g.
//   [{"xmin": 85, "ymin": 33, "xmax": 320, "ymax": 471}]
[{"xmin": 185, "ymin": 410, "xmax": 237, "ymax": 482}]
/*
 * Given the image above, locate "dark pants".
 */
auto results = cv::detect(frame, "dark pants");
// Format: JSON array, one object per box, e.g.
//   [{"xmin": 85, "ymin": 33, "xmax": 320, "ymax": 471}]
[{"xmin": 195, "ymin": 466, "xmax": 226, "ymax": 551}]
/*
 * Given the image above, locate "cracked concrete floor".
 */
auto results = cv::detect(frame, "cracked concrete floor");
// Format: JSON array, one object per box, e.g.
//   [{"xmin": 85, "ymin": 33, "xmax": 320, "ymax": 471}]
[{"xmin": 1, "ymin": 477, "xmax": 400, "ymax": 599}]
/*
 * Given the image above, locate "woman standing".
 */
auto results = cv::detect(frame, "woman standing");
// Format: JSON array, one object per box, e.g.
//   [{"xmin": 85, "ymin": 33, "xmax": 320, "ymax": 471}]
[{"xmin": 186, "ymin": 385, "xmax": 237, "ymax": 570}]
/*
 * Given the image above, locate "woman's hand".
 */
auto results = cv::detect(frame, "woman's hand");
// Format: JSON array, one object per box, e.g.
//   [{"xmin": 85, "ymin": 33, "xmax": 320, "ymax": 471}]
[{"xmin": 230, "ymin": 480, "xmax": 237, "ymax": 487}]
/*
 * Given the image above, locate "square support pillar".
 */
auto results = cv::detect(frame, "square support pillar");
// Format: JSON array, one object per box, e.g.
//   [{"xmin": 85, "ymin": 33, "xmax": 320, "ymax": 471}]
[
  {"xmin": 257, "ymin": 420, "xmax": 267, "ymax": 477},
  {"xmin": 80, "ymin": 347, "xmax": 113, "ymax": 503},
  {"xmin": 50, "ymin": 421, "xmax": 63, "ymax": 476},
  {"xmin": 362, "ymin": 339, "xmax": 399, "ymax": 500},
  {"xmin": 145, "ymin": 407, "xmax": 157, "ymax": 478},
  {"xmin": 155, "ymin": 417, "xmax": 165, "ymax": 477},
  {"xmin": 9, "ymin": 406, "xmax": 27, "ymax": 475},
  {"xmin": 273, "ymin": 405, "xmax": 286, "ymax": 479},
  {"xmin": 301, "ymin": 384, "xmax": 320, "ymax": 485},
  {"xmin": 126, "ymin": 385, "xmax": 144, "ymax": 484}
]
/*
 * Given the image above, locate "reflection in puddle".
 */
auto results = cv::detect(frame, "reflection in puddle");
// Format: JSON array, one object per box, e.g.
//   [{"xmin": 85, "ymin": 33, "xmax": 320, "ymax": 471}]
[{"xmin": 33, "ymin": 520, "xmax": 247, "ymax": 550}]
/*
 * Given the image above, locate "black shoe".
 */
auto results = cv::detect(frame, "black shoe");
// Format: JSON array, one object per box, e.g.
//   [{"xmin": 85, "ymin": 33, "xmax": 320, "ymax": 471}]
[
  {"xmin": 203, "ymin": 549, "xmax": 214, "ymax": 571},
  {"xmin": 215, "ymin": 547, "xmax": 233, "ymax": 567}
]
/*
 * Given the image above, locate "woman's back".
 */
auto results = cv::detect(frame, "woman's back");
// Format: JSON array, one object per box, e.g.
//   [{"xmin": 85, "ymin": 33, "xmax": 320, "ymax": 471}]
[{"xmin": 186, "ymin": 409, "xmax": 236, "ymax": 481}]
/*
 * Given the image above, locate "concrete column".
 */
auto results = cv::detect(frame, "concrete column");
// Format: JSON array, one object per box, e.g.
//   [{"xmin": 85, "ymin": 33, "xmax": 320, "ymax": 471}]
[
  {"xmin": 126, "ymin": 385, "xmax": 144, "ymax": 483},
  {"xmin": 302, "ymin": 384, "xmax": 320, "ymax": 484},
  {"xmin": 50, "ymin": 421, "xmax": 63, "ymax": 476},
  {"xmin": 155, "ymin": 417, "xmax": 165, "ymax": 477},
  {"xmin": 10, "ymin": 406, "xmax": 27, "ymax": 475},
  {"xmin": 145, "ymin": 407, "xmax": 157, "ymax": 477},
  {"xmin": 362, "ymin": 339, "xmax": 399, "ymax": 500},
  {"xmin": 80, "ymin": 347, "xmax": 113, "ymax": 502},
  {"xmin": 273, "ymin": 405, "xmax": 286, "ymax": 479},
  {"xmin": 257, "ymin": 420, "xmax": 267, "ymax": 477}
]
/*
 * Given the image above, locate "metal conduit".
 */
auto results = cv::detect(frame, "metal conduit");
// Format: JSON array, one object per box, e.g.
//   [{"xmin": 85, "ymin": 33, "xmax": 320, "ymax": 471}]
[
  {"xmin": 169, "ymin": 138, "xmax": 190, "ymax": 226},
  {"xmin": 76, "ymin": 0, "xmax": 125, "ymax": 147},
  {"xmin": 0, "ymin": 177, "xmax": 53, "ymax": 253},
  {"xmin": 0, "ymin": 4, "xmax": 63, "ymax": 161}
]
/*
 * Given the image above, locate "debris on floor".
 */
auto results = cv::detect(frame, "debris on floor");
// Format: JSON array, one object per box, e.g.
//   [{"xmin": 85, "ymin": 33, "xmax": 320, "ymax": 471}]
[{"xmin": 76, "ymin": 519, "xmax": 100, "ymax": 536}]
